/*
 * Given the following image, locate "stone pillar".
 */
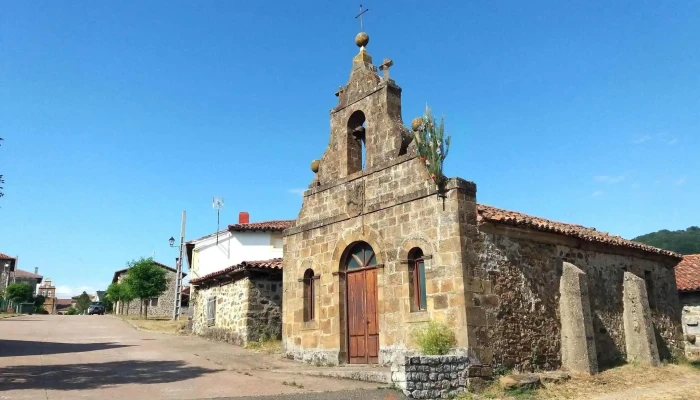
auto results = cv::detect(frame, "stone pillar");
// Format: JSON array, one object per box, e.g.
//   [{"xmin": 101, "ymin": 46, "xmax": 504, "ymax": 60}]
[
  {"xmin": 623, "ymin": 271, "xmax": 660, "ymax": 366},
  {"xmin": 559, "ymin": 262, "xmax": 598, "ymax": 374}
]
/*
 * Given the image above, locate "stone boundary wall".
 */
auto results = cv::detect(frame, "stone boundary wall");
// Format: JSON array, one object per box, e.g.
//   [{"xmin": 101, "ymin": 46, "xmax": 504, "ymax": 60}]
[{"xmin": 391, "ymin": 355, "xmax": 492, "ymax": 399}]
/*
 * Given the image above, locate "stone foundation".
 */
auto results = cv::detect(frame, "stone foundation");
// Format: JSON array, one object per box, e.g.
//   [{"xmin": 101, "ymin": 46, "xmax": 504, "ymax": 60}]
[{"xmin": 391, "ymin": 355, "xmax": 492, "ymax": 399}]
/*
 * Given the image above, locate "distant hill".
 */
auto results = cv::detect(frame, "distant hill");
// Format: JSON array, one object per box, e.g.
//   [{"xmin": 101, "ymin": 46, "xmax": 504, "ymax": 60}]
[{"xmin": 632, "ymin": 227, "xmax": 700, "ymax": 255}]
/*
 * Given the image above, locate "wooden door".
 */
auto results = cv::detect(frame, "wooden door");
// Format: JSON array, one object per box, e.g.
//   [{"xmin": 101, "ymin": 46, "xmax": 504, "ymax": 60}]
[{"xmin": 346, "ymin": 242, "xmax": 379, "ymax": 364}]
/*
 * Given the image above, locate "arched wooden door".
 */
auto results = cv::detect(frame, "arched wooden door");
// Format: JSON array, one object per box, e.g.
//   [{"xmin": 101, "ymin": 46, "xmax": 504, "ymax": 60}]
[{"xmin": 346, "ymin": 242, "xmax": 379, "ymax": 364}]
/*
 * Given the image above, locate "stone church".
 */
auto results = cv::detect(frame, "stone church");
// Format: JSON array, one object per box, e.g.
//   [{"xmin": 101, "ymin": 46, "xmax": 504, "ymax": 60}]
[{"xmin": 282, "ymin": 31, "xmax": 683, "ymax": 373}]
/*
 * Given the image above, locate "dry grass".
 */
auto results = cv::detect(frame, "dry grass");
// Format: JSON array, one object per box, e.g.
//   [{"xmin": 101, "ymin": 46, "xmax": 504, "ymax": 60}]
[
  {"xmin": 456, "ymin": 360, "xmax": 700, "ymax": 400},
  {"xmin": 117, "ymin": 315, "xmax": 187, "ymax": 335},
  {"xmin": 245, "ymin": 339, "xmax": 283, "ymax": 355},
  {"xmin": 539, "ymin": 361, "xmax": 700, "ymax": 400}
]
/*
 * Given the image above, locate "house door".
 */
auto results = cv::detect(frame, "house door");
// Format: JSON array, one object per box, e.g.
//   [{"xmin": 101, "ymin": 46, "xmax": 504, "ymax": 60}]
[{"xmin": 346, "ymin": 242, "xmax": 379, "ymax": 364}]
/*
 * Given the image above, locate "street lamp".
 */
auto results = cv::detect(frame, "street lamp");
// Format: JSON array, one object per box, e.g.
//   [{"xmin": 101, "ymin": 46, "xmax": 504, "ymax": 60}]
[{"xmin": 168, "ymin": 211, "xmax": 186, "ymax": 320}]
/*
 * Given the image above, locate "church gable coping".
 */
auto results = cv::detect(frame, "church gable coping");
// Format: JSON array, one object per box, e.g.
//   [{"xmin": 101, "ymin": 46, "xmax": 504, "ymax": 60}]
[{"xmin": 477, "ymin": 204, "xmax": 680, "ymax": 259}]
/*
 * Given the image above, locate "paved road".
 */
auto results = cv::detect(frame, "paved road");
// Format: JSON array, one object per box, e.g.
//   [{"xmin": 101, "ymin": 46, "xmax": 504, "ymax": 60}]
[{"xmin": 0, "ymin": 315, "xmax": 402, "ymax": 400}]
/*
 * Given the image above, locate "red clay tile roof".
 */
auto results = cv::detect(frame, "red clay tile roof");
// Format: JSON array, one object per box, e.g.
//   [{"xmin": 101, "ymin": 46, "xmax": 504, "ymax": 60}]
[
  {"xmin": 476, "ymin": 204, "xmax": 680, "ymax": 258},
  {"xmin": 181, "ymin": 286, "xmax": 190, "ymax": 296},
  {"xmin": 55, "ymin": 299, "xmax": 73, "ymax": 306},
  {"xmin": 228, "ymin": 220, "xmax": 295, "ymax": 232},
  {"xmin": 676, "ymin": 254, "xmax": 700, "ymax": 292},
  {"xmin": 14, "ymin": 269, "xmax": 43, "ymax": 280},
  {"xmin": 190, "ymin": 258, "xmax": 283, "ymax": 285},
  {"xmin": 0, "ymin": 253, "xmax": 15, "ymax": 259}
]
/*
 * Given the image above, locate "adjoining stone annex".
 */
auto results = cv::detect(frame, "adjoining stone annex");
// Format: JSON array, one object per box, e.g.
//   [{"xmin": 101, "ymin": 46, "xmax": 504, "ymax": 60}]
[
  {"xmin": 281, "ymin": 30, "xmax": 684, "ymax": 372},
  {"xmin": 189, "ymin": 259, "xmax": 282, "ymax": 346},
  {"xmin": 676, "ymin": 254, "xmax": 700, "ymax": 357}
]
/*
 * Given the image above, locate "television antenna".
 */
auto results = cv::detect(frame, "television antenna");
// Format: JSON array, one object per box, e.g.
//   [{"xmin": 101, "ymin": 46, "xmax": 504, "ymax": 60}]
[{"xmin": 213, "ymin": 197, "xmax": 224, "ymax": 244}]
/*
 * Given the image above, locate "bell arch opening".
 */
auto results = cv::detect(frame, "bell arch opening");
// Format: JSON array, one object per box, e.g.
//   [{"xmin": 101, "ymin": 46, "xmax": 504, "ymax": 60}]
[{"xmin": 347, "ymin": 110, "xmax": 366, "ymax": 174}]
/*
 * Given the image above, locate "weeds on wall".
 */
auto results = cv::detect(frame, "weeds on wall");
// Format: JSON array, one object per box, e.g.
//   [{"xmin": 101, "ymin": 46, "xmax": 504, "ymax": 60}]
[
  {"xmin": 413, "ymin": 106, "xmax": 451, "ymax": 196},
  {"xmin": 412, "ymin": 320, "xmax": 457, "ymax": 355}
]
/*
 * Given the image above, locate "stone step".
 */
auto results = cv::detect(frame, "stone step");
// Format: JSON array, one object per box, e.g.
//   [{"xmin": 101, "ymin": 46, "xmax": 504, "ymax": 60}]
[{"xmin": 273, "ymin": 366, "xmax": 393, "ymax": 384}]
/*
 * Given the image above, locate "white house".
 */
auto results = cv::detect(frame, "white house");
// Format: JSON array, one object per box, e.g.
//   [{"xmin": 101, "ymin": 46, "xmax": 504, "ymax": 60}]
[
  {"xmin": 185, "ymin": 212, "xmax": 294, "ymax": 345},
  {"xmin": 186, "ymin": 212, "xmax": 291, "ymax": 280}
]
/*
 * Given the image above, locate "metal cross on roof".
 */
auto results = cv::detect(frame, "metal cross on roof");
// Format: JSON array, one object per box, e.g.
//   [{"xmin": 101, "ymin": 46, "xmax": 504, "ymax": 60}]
[{"xmin": 355, "ymin": 4, "xmax": 369, "ymax": 31}]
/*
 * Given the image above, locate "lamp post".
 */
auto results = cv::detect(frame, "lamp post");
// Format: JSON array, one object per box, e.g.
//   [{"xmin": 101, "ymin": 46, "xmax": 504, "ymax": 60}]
[
  {"xmin": 2, "ymin": 262, "xmax": 9, "ymax": 310},
  {"xmin": 169, "ymin": 211, "xmax": 186, "ymax": 320}
]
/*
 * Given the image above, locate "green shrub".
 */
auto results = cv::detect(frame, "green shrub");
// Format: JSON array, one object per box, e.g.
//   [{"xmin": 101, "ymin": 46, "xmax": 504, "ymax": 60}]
[
  {"xmin": 66, "ymin": 307, "xmax": 78, "ymax": 315},
  {"xmin": 412, "ymin": 321, "xmax": 456, "ymax": 355}
]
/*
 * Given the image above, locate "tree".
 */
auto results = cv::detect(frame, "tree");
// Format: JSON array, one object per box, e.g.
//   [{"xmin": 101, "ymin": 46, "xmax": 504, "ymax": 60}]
[
  {"xmin": 34, "ymin": 294, "xmax": 46, "ymax": 314},
  {"xmin": 106, "ymin": 281, "xmax": 134, "ymax": 314},
  {"xmin": 75, "ymin": 291, "xmax": 92, "ymax": 314},
  {"xmin": 6, "ymin": 283, "xmax": 33, "ymax": 303},
  {"xmin": 123, "ymin": 257, "xmax": 167, "ymax": 319},
  {"xmin": 632, "ymin": 226, "xmax": 700, "ymax": 255}
]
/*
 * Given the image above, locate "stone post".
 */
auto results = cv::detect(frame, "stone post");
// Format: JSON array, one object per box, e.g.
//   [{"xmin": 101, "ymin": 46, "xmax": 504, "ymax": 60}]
[
  {"xmin": 623, "ymin": 271, "xmax": 660, "ymax": 366},
  {"xmin": 559, "ymin": 262, "xmax": 598, "ymax": 374}
]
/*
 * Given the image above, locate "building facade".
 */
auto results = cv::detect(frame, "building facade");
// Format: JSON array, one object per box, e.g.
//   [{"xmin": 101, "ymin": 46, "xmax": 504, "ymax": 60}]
[
  {"xmin": 38, "ymin": 279, "xmax": 57, "ymax": 314},
  {"xmin": 112, "ymin": 261, "xmax": 182, "ymax": 318},
  {"xmin": 187, "ymin": 215, "xmax": 292, "ymax": 345},
  {"xmin": 0, "ymin": 252, "xmax": 17, "ymax": 294},
  {"xmin": 675, "ymin": 254, "xmax": 700, "ymax": 357},
  {"xmin": 282, "ymin": 31, "xmax": 683, "ymax": 371}
]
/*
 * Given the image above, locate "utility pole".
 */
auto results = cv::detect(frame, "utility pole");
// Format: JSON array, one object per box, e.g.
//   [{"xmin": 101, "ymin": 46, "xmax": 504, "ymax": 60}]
[{"xmin": 172, "ymin": 210, "xmax": 186, "ymax": 320}]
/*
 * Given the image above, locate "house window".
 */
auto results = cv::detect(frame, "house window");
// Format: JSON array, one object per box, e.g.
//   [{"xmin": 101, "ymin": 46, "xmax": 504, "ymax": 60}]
[
  {"xmin": 207, "ymin": 296, "xmax": 216, "ymax": 326},
  {"xmin": 41, "ymin": 290, "xmax": 46, "ymax": 297},
  {"xmin": 303, "ymin": 269, "xmax": 316, "ymax": 322},
  {"xmin": 47, "ymin": 291, "xmax": 52, "ymax": 297},
  {"xmin": 150, "ymin": 297, "xmax": 159, "ymax": 307},
  {"xmin": 408, "ymin": 248, "xmax": 427, "ymax": 311},
  {"xmin": 644, "ymin": 270, "xmax": 656, "ymax": 309}
]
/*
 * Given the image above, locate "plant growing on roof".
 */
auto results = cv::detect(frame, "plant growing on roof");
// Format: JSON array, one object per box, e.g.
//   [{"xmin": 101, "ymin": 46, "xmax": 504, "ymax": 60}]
[{"xmin": 411, "ymin": 105, "xmax": 451, "ymax": 195}]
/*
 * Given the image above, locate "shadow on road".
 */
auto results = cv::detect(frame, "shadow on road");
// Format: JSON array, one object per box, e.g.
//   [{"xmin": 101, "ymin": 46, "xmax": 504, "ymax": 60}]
[
  {"xmin": 0, "ymin": 339, "xmax": 131, "ymax": 357},
  {"xmin": 0, "ymin": 359, "xmax": 217, "ymax": 390}
]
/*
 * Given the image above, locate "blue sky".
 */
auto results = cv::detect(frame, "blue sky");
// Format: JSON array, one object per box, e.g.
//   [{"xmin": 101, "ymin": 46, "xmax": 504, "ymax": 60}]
[{"xmin": 1, "ymin": 1, "xmax": 698, "ymax": 297}]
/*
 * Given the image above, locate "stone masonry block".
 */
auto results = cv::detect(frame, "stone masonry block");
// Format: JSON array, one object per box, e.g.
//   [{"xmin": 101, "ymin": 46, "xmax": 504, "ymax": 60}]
[
  {"xmin": 623, "ymin": 271, "xmax": 660, "ymax": 366},
  {"xmin": 559, "ymin": 262, "xmax": 598, "ymax": 374}
]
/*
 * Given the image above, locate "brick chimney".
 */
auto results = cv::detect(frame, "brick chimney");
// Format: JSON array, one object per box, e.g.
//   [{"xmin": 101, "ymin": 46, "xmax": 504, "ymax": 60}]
[
  {"xmin": 239, "ymin": 212, "xmax": 250, "ymax": 224},
  {"xmin": 34, "ymin": 267, "xmax": 38, "ymax": 274}
]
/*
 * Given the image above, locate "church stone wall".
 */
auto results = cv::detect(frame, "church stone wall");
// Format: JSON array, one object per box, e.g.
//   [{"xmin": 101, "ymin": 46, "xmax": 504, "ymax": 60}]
[
  {"xmin": 283, "ymin": 155, "xmax": 477, "ymax": 366},
  {"xmin": 471, "ymin": 227, "xmax": 682, "ymax": 371}
]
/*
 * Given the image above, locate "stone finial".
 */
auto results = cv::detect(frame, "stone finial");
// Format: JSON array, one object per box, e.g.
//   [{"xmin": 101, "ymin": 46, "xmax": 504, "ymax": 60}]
[
  {"xmin": 310, "ymin": 159, "xmax": 320, "ymax": 173},
  {"xmin": 355, "ymin": 32, "xmax": 369, "ymax": 48},
  {"xmin": 411, "ymin": 117, "xmax": 424, "ymax": 132}
]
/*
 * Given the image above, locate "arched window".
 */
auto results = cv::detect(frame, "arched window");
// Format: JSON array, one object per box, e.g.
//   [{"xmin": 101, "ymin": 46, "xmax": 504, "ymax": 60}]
[
  {"xmin": 346, "ymin": 242, "xmax": 376, "ymax": 270},
  {"xmin": 303, "ymin": 269, "xmax": 316, "ymax": 322},
  {"xmin": 347, "ymin": 111, "xmax": 367, "ymax": 173},
  {"xmin": 408, "ymin": 248, "xmax": 427, "ymax": 311}
]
